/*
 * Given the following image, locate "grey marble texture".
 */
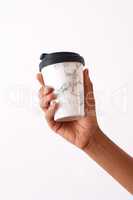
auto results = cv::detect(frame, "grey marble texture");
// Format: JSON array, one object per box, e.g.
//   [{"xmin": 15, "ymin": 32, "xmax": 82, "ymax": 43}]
[
  {"xmin": 53, "ymin": 62, "xmax": 84, "ymax": 120},
  {"xmin": 42, "ymin": 61, "xmax": 85, "ymax": 121}
]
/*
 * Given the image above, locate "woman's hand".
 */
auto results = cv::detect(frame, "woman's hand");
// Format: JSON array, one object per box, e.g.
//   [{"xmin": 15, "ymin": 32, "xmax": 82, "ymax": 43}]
[
  {"xmin": 36, "ymin": 68, "xmax": 133, "ymax": 194},
  {"xmin": 36, "ymin": 68, "xmax": 99, "ymax": 150}
]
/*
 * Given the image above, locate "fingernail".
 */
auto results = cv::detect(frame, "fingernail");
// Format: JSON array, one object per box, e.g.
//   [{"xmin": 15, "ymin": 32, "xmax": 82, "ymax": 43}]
[
  {"xmin": 51, "ymin": 99, "xmax": 59, "ymax": 106},
  {"xmin": 86, "ymin": 68, "xmax": 89, "ymax": 75},
  {"xmin": 50, "ymin": 100, "xmax": 56, "ymax": 106}
]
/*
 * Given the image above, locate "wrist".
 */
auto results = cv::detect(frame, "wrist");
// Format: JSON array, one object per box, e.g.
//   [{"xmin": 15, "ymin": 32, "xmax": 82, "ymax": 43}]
[{"xmin": 82, "ymin": 126, "xmax": 102, "ymax": 154}]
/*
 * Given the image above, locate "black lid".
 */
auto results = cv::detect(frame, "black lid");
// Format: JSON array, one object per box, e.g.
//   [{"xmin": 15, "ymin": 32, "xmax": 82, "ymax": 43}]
[{"xmin": 39, "ymin": 52, "xmax": 85, "ymax": 72}]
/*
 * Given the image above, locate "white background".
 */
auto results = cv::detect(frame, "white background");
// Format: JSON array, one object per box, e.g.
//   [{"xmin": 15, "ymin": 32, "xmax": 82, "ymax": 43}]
[{"xmin": 0, "ymin": 0, "xmax": 132, "ymax": 199}]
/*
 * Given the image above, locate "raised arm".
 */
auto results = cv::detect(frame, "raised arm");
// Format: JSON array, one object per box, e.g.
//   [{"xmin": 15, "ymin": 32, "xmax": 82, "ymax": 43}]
[
  {"xmin": 84, "ymin": 127, "xmax": 133, "ymax": 194},
  {"xmin": 37, "ymin": 68, "xmax": 133, "ymax": 194}
]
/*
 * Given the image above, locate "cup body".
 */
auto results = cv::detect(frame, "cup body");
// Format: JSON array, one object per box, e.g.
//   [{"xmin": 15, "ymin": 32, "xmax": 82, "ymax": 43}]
[{"xmin": 41, "ymin": 61, "xmax": 85, "ymax": 121}]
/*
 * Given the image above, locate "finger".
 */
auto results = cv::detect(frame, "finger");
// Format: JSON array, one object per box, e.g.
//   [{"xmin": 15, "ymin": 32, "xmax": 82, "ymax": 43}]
[
  {"xmin": 40, "ymin": 96, "xmax": 49, "ymax": 110},
  {"xmin": 45, "ymin": 100, "xmax": 59, "ymax": 127},
  {"xmin": 83, "ymin": 68, "xmax": 93, "ymax": 93},
  {"xmin": 39, "ymin": 92, "xmax": 57, "ymax": 110},
  {"xmin": 36, "ymin": 73, "xmax": 45, "ymax": 86},
  {"xmin": 83, "ymin": 68, "xmax": 95, "ymax": 115},
  {"xmin": 39, "ymin": 86, "xmax": 54, "ymax": 98}
]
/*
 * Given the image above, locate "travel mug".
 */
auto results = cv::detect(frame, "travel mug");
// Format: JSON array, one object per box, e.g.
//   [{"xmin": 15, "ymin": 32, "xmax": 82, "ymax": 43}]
[{"xmin": 39, "ymin": 52, "xmax": 85, "ymax": 122}]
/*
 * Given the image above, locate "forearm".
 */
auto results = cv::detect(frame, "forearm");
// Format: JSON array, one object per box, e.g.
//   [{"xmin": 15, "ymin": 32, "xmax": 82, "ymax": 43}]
[{"xmin": 84, "ymin": 128, "xmax": 133, "ymax": 194}]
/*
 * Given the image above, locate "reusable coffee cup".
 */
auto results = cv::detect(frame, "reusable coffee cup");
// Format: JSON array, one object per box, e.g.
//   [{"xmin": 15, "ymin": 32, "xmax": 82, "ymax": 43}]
[{"xmin": 39, "ymin": 52, "xmax": 85, "ymax": 122}]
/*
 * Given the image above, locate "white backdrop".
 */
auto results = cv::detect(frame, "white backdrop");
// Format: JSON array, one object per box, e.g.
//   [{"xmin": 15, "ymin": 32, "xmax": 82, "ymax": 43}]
[{"xmin": 0, "ymin": 0, "xmax": 132, "ymax": 199}]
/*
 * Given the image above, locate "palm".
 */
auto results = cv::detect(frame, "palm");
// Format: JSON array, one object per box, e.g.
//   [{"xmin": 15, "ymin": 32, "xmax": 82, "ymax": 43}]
[
  {"xmin": 52, "ymin": 69, "xmax": 98, "ymax": 149},
  {"xmin": 37, "ymin": 68, "xmax": 98, "ymax": 150},
  {"xmin": 52, "ymin": 111, "xmax": 98, "ymax": 149}
]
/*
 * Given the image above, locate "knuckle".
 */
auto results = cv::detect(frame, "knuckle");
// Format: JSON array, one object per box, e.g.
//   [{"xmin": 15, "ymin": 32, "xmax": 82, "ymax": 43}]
[
  {"xmin": 38, "ymin": 87, "xmax": 45, "ymax": 98},
  {"xmin": 39, "ymin": 99, "xmax": 44, "ymax": 108},
  {"xmin": 44, "ymin": 86, "xmax": 54, "ymax": 94},
  {"xmin": 39, "ymin": 97, "xmax": 48, "ymax": 108}
]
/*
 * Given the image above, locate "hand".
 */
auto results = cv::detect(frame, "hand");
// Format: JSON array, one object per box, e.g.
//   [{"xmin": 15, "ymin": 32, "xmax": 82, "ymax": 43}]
[{"xmin": 36, "ymin": 68, "xmax": 99, "ymax": 150}]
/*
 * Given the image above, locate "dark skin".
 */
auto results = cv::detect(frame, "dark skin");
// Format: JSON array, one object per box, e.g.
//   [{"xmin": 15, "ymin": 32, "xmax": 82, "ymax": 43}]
[
  {"xmin": 37, "ymin": 68, "xmax": 133, "ymax": 194},
  {"xmin": 37, "ymin": 68, "xmax": 99, "ymax": 150}
]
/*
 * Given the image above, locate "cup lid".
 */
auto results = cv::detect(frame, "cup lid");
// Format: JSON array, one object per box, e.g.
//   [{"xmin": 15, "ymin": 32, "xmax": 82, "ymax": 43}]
[{"xmin": 39, "ymin": 52, "xmax": 85, "ymax": 72}]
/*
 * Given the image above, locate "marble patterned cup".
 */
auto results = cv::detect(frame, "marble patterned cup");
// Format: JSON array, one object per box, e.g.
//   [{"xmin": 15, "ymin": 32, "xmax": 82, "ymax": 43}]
[{"xmin": 39, "ymin": 52, "xmax": 85, "ymax": 122}]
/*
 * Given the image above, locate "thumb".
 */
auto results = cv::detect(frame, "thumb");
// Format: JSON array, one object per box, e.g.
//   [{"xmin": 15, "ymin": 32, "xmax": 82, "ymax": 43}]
[
  {"xmin": 36, "ymin": 73, "xmax": 45, "ymax": 86},
  {"xmin": 83, "ymin": 68, "xmax": 95, "ymax": 115}
]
